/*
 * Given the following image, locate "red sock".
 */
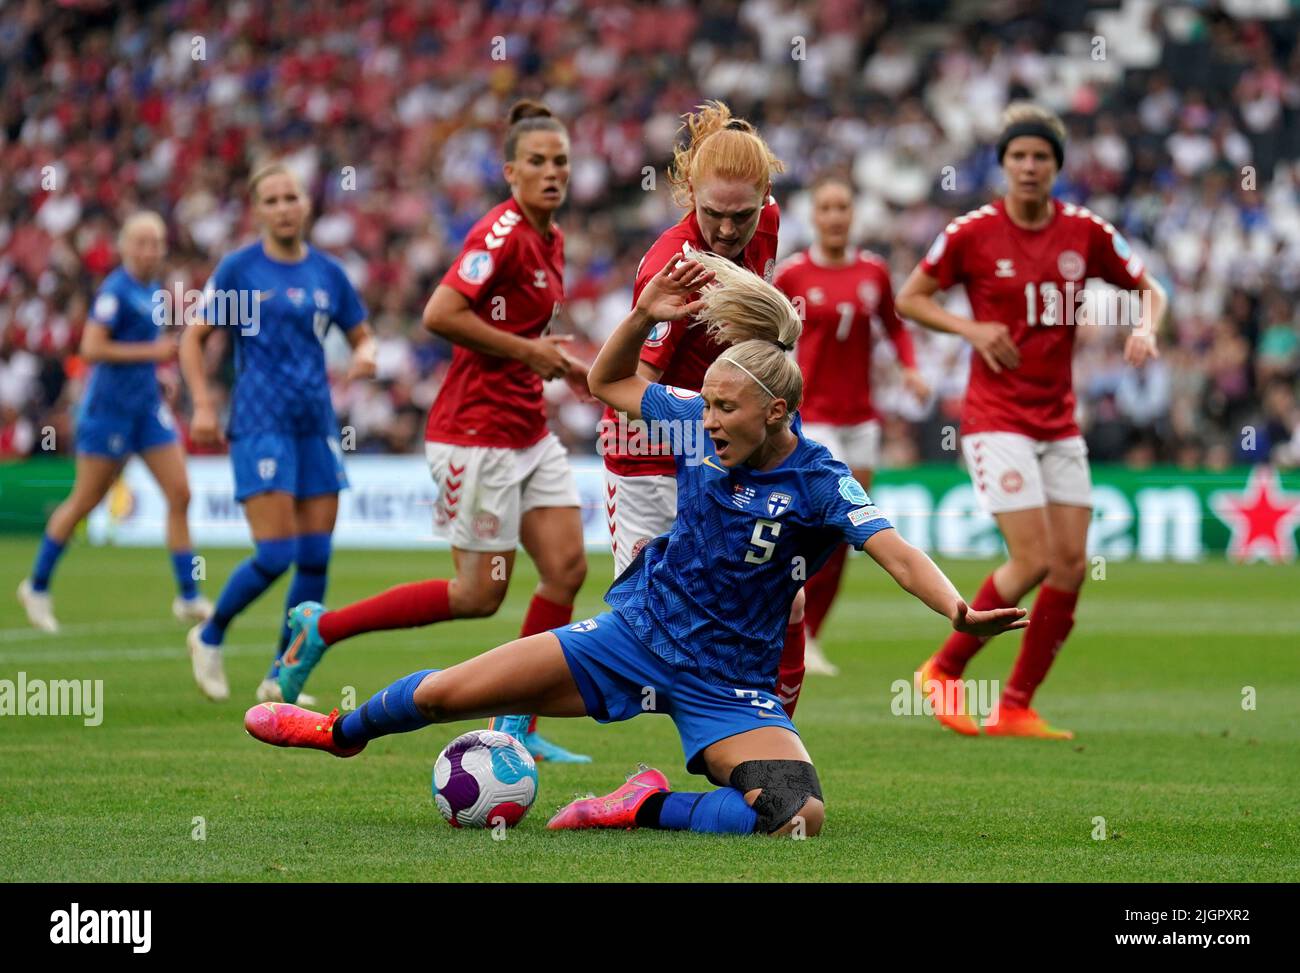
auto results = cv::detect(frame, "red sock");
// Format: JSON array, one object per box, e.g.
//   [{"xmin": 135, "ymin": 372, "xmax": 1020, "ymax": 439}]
[
  {"xmin": 317, "ymin": 579, "xmax": 452, "ymax": 646},
  {"xmin": 775, "ymin": 622, "xmax": 806, "ymax": 718},
  {"xmin": 935, "ymin": 572, "xmax": 1013, "ymax": 675},
  {"xmin": 518, "ymin": 594, "xmax": 574, "ymax": 734},
  {"xmin": 1003, "ymin": 585, "xmax": 1077, "ymax": 709},
  {"xmin": 803, "ymin": 543, "xmax": 847, "ymax": 638}
]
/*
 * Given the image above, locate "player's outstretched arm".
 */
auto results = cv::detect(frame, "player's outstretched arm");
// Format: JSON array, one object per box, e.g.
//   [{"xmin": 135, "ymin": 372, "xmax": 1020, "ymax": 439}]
[
  {"xmin": 588, "ymin": 256, "xmax": 714, "ymax": 419},
  {"xmin": 863, "ymin": 528, "xmax": 1028, "ymax": 637}
]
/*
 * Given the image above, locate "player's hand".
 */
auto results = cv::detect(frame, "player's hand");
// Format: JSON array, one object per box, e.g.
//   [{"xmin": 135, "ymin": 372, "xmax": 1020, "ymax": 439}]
[
  {"xmin": 347, "ymin": 345, "xmax": 377, "ymax": 381},
  {"xmin": 1124, "ymin": 330, "xmax": 1159, "ymax": 368},
  {"xmin": 190, "ymin": 404, "xmax": 224, "ymax": 447},
  {"xmin": 152, "ymin": 334, "xmax": 179, "ymax": 363},
  {"xmin": 560, "ymin": 351, "xmax": 595, "ymax": 401},
  {"xmin": 634, "ymin": 256, "xmax": 716, "ymax": 323},
  {"xmin": 526, "ymin": 334, "xmax": 575, "ymax": 380},
  {"xmin": 901, "ymin": 367, "xmax": 930, "ymax": 401},
  {"xmin": 967, "ymin": 321, "xmax": 1019, "ymax": 373},
  {"xmin": 950, "ymin": 598, "xmax": 1028, "ymax": 637}
]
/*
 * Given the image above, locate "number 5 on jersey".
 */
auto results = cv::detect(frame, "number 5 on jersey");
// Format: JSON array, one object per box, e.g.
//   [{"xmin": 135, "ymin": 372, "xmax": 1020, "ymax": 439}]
[
  {"xmin": 734, "ymin": 689, "xmax": 778, "ymax": 710},
  {"xmin": 745, "ymin": 518, "xmax": 782, "ymax": 564}
]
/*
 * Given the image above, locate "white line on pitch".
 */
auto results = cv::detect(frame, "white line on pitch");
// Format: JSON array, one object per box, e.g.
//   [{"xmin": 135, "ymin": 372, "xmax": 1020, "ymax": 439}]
[{"xmin": 0, "ymin": 642, "xmax": 277, "ymax": 665}]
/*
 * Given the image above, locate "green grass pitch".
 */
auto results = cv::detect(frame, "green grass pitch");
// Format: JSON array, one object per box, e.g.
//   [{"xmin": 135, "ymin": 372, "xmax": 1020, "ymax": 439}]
[{"xmin": 1, "ymin": 537, "xmax": 1296, "ymax": 882}]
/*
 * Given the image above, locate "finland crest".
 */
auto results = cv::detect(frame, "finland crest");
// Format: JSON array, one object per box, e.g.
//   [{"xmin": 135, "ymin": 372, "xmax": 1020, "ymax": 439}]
[
  {"xmin": 766, "ymin": 491, "xmax": 793, "ymax": 517},
  {"xmin": 569, "ymin": 618, "xmax": 598, "ymax": 633}
]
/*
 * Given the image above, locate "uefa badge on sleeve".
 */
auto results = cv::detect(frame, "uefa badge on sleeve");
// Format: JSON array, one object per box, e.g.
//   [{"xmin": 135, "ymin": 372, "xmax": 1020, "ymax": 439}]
[
  {"xmin": 838, "ymin": 476, "xmax": 869, "ymax": 506},
  {"xmin": 925, "ymin": 232, "xmax": 947, "ymax": 264},
  {"xmin": 645, "ymin": 321, "xmax": 671, "ymax": 348},
  {"xmin": 459, "ymin": 250, "xmax": 494, "ymax": 285},
  {"xmin": 93, "ymin": 292, "xmax": 119, "ymax": 321}
]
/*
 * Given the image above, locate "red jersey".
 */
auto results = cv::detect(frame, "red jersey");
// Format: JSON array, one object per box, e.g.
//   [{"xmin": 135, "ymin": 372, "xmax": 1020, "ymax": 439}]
[
  {"xmin": 425, "ymin": 198, "xmax": 563, "ymax": 448},
  {"xmin": 601, "ymin": 198, "xmax": 781, "ymax": 476},
  {"xmin": 774, "ymin": 247, "xmax": 916, "ymax": 426},
  {"xmin": 920, "ymin": 198, "xmax": 1146, "ymax": 440}
]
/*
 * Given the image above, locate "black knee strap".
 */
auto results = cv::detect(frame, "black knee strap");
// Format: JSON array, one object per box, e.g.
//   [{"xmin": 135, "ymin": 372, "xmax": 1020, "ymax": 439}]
[{"xmin": 730, "ymin": 760, "xmax": 823, "ymax": 834}]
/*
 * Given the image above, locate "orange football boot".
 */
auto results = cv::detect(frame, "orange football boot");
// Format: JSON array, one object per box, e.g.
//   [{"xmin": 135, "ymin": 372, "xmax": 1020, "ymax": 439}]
[
  {"xmin": 917, "ymin": 654, "xmax": 980, "ymax": 736},
  {"xmin": 984, "ymin": 704, "xmax": 1074, "ymax": 740}
]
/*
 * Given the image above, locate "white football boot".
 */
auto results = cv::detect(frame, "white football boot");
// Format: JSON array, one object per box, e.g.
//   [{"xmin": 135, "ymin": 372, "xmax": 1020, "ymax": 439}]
[
  {"xmin": 172, "ymin": 594, "xmax": 214, "ymax": 623},
  {"xmin": 17, "ymin": 578, "xmax": 59, "ymax": 633},
  {"xmin": 187, "ymin": 624, "xmax": 230, "ymax": 701},
  {"xmin": 803, "ymin": 633, "xmax": 840, "ymax": 677}
]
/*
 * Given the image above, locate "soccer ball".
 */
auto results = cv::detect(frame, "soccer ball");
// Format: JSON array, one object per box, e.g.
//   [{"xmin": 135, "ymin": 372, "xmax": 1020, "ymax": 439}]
[{"xmin": 431, "ymin": 730, "xmax": 538, "ymax": 829}]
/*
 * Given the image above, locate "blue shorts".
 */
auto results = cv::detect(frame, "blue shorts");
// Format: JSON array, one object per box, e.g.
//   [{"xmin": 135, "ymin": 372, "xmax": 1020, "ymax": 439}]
[
  {"xmin": 553, "ymin": 611, "xmax": 798, "ymax": 779},
  {"xmin": 76, "ymin": 405, "xmax": 178, "ymax": 459},
  {"xmin": 230, "ymin": 432, "xmax": 348, "ymax": 502}
]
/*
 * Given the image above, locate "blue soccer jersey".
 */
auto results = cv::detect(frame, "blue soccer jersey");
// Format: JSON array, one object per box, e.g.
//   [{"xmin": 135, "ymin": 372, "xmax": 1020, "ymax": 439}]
[
  {"xmin": 606, "ymin": 383, "xmax": 894, "ymax": 688},
  {"xmin": 203, "ymin": 241, "xmax": 365, "ymax": 439},
  {"xmin": 81, "ymin": 267, "xmax": 164, "ymax": 417}
]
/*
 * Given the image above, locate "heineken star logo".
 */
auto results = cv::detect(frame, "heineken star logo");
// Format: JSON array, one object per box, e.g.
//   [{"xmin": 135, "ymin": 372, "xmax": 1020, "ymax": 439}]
[{"xmin": 1210, "ymin": 466, "xmax": 1300, "ymax": 564}]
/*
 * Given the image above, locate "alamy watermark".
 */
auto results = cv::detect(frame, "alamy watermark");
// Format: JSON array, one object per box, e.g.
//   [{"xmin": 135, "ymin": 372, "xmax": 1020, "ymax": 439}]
[
  {"xmin": 0, "ymin": 672, "xmax": 103, "ymax": 726},
  {"xmin": 152, "ymin": 283, "xmax": 266, "ymax": 336},
  {"xmin": 1025, "ymin": 280, "xmax": 1153, "ymax": 333},
  {"xmin": 891, "ymin": 671, "xmax": 1000, "ymax": 728},
  {"xmin": 597, "ymin": 412, "xmax": 711, "ymax": 466},
  {"xmin": 50, "ymin": 903, "xmax": 150, "ymax": 952}
]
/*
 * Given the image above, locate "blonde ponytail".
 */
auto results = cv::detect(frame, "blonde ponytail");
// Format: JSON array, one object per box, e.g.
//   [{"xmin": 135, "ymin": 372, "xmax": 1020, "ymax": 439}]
[{"xmin": 688, "ymin": 251, "xmax": 803, "ymax": 418}]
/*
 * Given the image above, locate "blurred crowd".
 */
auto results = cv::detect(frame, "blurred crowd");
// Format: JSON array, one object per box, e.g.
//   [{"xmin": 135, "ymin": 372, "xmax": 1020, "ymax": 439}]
[{"xmin": 2, "ymin": 0, "xmax": 1299, "ymax": 469}]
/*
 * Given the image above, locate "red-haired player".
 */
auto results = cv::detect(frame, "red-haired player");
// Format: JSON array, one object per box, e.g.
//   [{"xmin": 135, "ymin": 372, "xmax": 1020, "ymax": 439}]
[
  {"xmin": 774, "ymin": 173, "xmax": 929, "ymax": 675},
  {"xmin": 599, "ymin": 101, "xmax": 808, "ymax": 714},
  {"xmin": 896, "ymin": 103, "xmax": 1166, "ymax": 738}
]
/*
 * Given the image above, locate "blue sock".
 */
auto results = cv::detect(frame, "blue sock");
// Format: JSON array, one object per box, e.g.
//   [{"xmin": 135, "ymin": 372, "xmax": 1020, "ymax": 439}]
[
  {"xmin": 275, "ymin": 532, "xmax": 332, "ymax": 659},
  {"xmin": 199, "ymin": 537, "xmax": 295, "ymax": 646},
  {"xmin": 336, "ymin": 669, "xmax": 437, "ymax": 747},
  {"xmin": 657, "ymin": 789, "xmax": 758, "ymax": 834},
  {"xmin": 30, "ymin": 534, "xmax": 66, "ymax": 593},
  {"xmin": 170, "ymin": 550, "xmax": 199, "ymax": 600}
]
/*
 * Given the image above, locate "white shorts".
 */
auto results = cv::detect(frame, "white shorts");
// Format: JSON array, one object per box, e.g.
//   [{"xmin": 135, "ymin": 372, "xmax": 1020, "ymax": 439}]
[
  {"xmin": 604, "ymin": 471, "xmax": 678, "ymax": 575},
  {"xmin": 427, "ymin": 433, "xmax": 580, "ymax": 552},
  {"xmin": 802, "ymin": 419, "xmax": 881, "ymax": 471},
  {"xmin": 961, "ymin": 432, "xmax": 1092, "ymax": 514}
]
